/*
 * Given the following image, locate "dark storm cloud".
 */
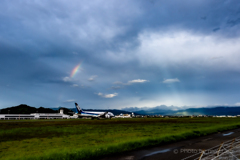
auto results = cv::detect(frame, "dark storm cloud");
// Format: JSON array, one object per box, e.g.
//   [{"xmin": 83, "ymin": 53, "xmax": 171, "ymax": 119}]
[
  {"xmin": 0, "ymin": 1, "xmax": 239, "ymax": 62},
  {"xmin": 1, "ymin": 0, "xmax": 239, "ymax": 54},
  {"xmin": 0, "ymin": 42, "xmax": 69, "ymax": 85}
]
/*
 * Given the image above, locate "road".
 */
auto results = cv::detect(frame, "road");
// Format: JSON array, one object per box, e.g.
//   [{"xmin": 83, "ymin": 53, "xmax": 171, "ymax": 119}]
[{"xmin": 101, "ymin": 128, "xmax": 240, "ymax": 160}]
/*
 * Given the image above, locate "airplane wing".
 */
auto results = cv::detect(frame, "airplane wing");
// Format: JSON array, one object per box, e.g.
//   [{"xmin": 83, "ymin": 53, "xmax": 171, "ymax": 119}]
[{"xmin": 99, "ymin": 112, "xmax": 108, "ymax": 118}]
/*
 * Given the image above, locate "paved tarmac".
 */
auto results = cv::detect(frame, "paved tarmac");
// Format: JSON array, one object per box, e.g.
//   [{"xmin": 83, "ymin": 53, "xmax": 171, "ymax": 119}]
[{"xmin": 101, "ymin": 128, "xmax": 240, "ymax": 160}]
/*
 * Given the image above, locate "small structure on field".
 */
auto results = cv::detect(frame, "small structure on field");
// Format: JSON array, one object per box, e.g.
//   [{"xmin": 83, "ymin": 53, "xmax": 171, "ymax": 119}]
[{"xmin": 114, "ymin": 113, "xmax": 134, "ymax": 118}]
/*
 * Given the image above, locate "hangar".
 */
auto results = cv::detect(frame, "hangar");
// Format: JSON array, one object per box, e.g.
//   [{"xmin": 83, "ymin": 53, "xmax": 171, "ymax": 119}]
[{"xmin": 0, "ymin": 109, "xmax": 70, "ymax": 120}]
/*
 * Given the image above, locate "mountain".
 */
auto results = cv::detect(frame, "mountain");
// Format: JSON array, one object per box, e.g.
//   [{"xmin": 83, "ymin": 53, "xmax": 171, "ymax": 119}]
[
  {"xmin": 122, "ymin": 105, "xmax": 177, "ymax": 115},
  {"xmin": 0, "ymin": 104, "xmax": 73, "ymax": 115},
  {"xmin": 126, "ymin": 106, "xmax": 240, "ymax": 116},
  {"xmin": 175, "ymin": 107, "xmax": 240, "ymax": 116},
  {"xmin": 133, "ymin": 109, "xmax": 175, "ymax": 115},
  {"xmin": 0, "ymin": 104, "xmax": 38, "ymax": 114},
  {"xmin": 2, "ymin": 104, "xmax": 240, "ymax": 116}
]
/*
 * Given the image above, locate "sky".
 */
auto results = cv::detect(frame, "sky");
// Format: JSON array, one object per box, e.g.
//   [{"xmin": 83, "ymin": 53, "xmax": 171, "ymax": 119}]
[{"xmin": 0, "ymin": 0, "xmax": 240, "ymax": 109}]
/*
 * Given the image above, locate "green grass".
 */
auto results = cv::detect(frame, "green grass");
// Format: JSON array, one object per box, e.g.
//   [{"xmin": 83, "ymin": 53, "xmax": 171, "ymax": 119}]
[{"xmin": 1, "ymin": 118, "xmax": 240, "ymax": 160}]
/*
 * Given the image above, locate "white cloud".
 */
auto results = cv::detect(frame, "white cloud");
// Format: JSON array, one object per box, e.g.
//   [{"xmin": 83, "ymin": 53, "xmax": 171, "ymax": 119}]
[
  {"xmin": 64, "ymin": 99, "xmax": 76, "ymax": 103},
  {"xmin": 63, "ymin": 77, "xmax": 72, "ymax": 82},
  {"xmin": 113, "ymin": 79, "xmax": 149, "ymax": 86},
  {"xmin": 104, "ymin": 93, "xmax": 118, "ymax": 98},
  {"xmin": 97, "ymin": 92, "xmax": 103, "ymax": 96},
  {"xmin": 136, "ymin": 31, "xmax": 240, "ymax": 71},
  {"xmin": 88, "ymin": 75, "xmax": 98, "ymax": 81},
  {"xmin": 163, "ymin": 78, "xmax": 180, "ymax": 83},
  {"xmin": 128, "ymin": 79, "xmax": 149, "ymax": 83},
  {"xmin": 235, "ymin": 103, "xmax": 240, "ymax": 106},
  {"xmin": 96, "ymin": 92, "xmax": 118, "ymax": 98}
]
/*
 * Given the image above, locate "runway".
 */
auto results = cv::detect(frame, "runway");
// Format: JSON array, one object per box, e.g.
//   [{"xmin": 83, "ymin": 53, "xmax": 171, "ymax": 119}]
[{"xmin": 101, "ymin": 128, "xmax": 240, "ymax": 160}]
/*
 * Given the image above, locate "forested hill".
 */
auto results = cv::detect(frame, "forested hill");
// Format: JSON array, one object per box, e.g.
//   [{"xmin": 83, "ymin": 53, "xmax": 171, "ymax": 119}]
[{"xmin": 0, "ymin": 104, "xmax": 73, "ymax": 115}]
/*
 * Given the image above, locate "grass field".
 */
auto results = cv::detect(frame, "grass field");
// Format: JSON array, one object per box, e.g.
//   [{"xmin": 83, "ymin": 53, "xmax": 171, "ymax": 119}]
[{"xmin": 1, "ymin": 118, "xmax": 240, "ymax": 160}]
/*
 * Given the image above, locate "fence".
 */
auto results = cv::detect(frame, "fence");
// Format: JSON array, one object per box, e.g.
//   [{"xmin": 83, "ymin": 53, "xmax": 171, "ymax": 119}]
[{"xmin": 182, "ymin": 136, "xmax": 240, "ymax": 160}]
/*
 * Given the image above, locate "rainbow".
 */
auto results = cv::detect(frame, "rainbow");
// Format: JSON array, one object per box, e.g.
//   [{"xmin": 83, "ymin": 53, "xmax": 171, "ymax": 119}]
[{"xmin": 70, "ymin": 62, "xmax": 82, "ymax": 78}]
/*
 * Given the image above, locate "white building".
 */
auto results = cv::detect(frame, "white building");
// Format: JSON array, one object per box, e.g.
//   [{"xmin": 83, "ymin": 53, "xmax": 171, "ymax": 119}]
[
  {"xmin": 0, "ymin": 109, "xmax": 70, "ymax": 120},
  {"xmin": 0, "ymin": 114, "xmax": 35, "ymax": 120}
]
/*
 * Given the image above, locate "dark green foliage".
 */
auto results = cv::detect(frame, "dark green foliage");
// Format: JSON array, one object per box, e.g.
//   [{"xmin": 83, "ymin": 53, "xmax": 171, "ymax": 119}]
[
  {"xmin": 0, "ymin": 105, "xmax": 58, "ymax": 114},
  {"xmin": 0, "ymin": 104, "xmax": 37, "ymax": 114},
  {"xmin": 37, "ymin": 107, "xmax": 57, "ymax": 113}
]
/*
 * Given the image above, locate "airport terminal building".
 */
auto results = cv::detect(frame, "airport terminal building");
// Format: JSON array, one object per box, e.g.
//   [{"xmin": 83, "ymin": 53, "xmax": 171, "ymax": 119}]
[{"xmin": 0, "ymin": 109, "xmax": 70, "ymax": 120}]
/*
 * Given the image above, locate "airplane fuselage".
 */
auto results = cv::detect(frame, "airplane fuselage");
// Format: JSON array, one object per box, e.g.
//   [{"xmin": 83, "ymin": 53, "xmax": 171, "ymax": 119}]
[
  {"xmin": 78, "ymin": 111, "xmax": 105, "ymax": 117},
  {"xmin": 74, "ymin": 103, "xmax": 114, "ymax": 119}
]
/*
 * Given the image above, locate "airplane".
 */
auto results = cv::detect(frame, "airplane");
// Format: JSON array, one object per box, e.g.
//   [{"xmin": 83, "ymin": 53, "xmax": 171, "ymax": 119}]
[{"xmin": 74, "ymin": 103, "xmax": 114, "ymax": 119}]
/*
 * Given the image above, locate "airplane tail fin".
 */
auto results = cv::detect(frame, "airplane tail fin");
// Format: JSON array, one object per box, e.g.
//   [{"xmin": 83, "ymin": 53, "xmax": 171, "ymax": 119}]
[{"xmin": 75, "ymin": 103, "xmax": 82, "ymax": 114}]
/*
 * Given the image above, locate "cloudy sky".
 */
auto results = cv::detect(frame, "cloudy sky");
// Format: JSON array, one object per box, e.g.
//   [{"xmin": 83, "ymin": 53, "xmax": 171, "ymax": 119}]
[{"xmin": 1, "ymin": 0, "xmax": 240, "ymax": 109}]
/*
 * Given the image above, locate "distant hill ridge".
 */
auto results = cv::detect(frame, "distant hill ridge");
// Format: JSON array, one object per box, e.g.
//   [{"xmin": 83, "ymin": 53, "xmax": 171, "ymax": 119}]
[
  {"xmin": 0, "ymin": 104, "xmax": 73, "ymax": 115},
  {"xmin": 0, "ymin": 104, "xmax": 133, "ymax": 115},
  {"xmin": 126, "ymin": 106, "xmax": 240, "ymax": 116},
  {"xmin": 177, "ymin": 107, "xmax": 240, "ymax": 116},
  {"xmin": 2, "ymin": 105, "xmax": 240, "ymax": 116}
]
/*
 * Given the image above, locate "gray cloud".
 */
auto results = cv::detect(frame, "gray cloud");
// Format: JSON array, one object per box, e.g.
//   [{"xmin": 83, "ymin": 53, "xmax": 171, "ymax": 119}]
[
  {"xmin": 163, "ymin": 78, "xmax": 180, "ymax": 83},
  {"xmin": 113, "ymin": 79, "xmax": 149, "ymax": 86},
  {"xmin": 1, "ymin": 0, "xmax": 240, "ymax": 109},
  {"xmin": 109, "ymin": 86, "xmax": 122, "ymax": 90}
]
